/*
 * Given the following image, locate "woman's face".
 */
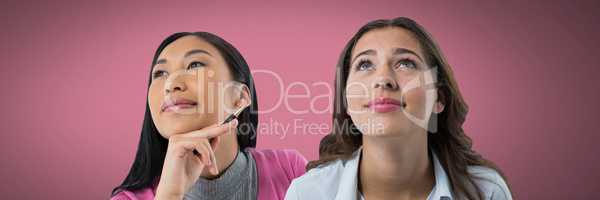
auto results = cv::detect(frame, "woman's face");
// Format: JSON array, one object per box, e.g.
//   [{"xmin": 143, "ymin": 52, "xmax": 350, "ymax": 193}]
[
  {"xmin": 148, "ymin": 35, "xmax": 241, "ymax": 138},
  {"xmin": 345, "ymin": 27, "xmax": 443, "ymax": 137}
]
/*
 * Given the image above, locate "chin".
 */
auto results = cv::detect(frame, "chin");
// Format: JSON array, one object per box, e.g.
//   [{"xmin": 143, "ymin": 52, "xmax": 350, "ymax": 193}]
[
  {"xmin": 356, "ymin": 115, "xmax": 420, "ymax": 137},
  {"xmin": 163, "ymin": 113, "xmax": 222, "ymax": 136},
  {"xmin": 159, "ymin": 121, "xmax": 207, "ymax": 137}
]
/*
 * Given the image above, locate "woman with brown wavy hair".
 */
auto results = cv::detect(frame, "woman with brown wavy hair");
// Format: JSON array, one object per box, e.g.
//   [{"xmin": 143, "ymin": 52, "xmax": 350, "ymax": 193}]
[{"xmin": 285, "ymin": 17, "xmax": 512, "ymax": 200}]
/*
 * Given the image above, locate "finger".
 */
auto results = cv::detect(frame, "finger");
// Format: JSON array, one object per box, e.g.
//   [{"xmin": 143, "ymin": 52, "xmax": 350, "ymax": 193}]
[
  {"xmin": 175, "ymin": 142, "xmax": 197, "ymax": 158},
  {"xmin": 198, "ymin": 138, "xmax": 219, "ymax": 175},
  {"xmin": 190, "ymin": 157, "xmax": 207, "ymax": 179},
  {"xmin": 210, "ymin": 149, "xmax": 219, "ymax": 175},
  {"xmin": 200, "ymin": 140, "xmax": 219, "ymax": 175},
  {"xmin": 210, "ymin": 135, "xmax": 221, "ymax": 152},
  {"xmin": 189, "ymin": 149, "xmax": 207, "ymax": 168},
  {"xmin": 182, "ymin": 119, "xmax": 238, "ymax": 139},
  {"xmin": 194, "ymin": 141, "xmax": 212, "ymax": 166},
  {"xmin": 199, "ymin": 140, "xmax": 218, "ymax": 175},
  {"xmin": 178, "ymin": 141, "xmax": 206, "ymax": 162}
]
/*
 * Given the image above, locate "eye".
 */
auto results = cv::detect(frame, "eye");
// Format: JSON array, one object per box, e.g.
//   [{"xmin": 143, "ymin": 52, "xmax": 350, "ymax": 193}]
[
  {"xmin": 395, "ymin": 59, "xmax": 417, "ymax": 70},
  {"xmin": 152, "ymin": 70, "xmax": 167, "ymax": 79},
  {"xmin": 187, "ymin": 61, "xmax": 206, "ymax": 70},
  {"xmin": 355, "ymin": 59, "xmax": 374, "ymax": 71}
]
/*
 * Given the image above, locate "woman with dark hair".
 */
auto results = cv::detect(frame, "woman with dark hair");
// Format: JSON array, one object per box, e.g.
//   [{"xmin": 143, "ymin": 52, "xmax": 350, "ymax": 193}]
[
  {"xmin": 111, "ymin": 32, "xmax": 307, "ymax": 200},
  {"xmin": 285, "ymin": 17, "xmax": 512, "ymax": 200}
]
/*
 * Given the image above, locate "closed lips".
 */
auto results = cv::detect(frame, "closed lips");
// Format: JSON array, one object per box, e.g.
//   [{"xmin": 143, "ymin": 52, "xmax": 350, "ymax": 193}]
[
  {"xmin": 366, "ymin": 97, "xmax": 404, "ymax": 113},
  {"xmin": 161, "ymin": 98, "xmax": 198, "ymax": 112},
  {"xmin": 367, "ymin": 97, "xmax": 402, "ymax": 107}
]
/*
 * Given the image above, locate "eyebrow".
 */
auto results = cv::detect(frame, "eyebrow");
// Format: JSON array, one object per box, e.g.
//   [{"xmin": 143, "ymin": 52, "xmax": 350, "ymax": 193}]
[
  {"xmin": 393, "ymin": 48, "xmax": 423, "ymax": 62},
  {"xmin": 184, "ymin": 49, "xmax": 212, "ymax": 58},
  {"xmin": 352, "ymin": 49, "xmax": 376, "ymax": 64},
  {"xmin": 155, "ymin": 49, "xmax": 212, "ymax": 65},
  {"xmin": 351, "ymin": 48, "xmax": 424, "ymax": 64}
]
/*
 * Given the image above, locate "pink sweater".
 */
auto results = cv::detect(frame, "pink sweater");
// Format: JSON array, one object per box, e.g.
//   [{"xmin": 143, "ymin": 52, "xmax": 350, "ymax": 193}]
[{"xmin": 111, "ymin": 149, "xmax": 307, "ymax": 200}]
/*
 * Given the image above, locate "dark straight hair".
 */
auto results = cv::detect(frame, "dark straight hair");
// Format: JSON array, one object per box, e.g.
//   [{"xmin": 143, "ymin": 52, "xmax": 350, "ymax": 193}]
[
  {"xmin": 111, "ymin": 32, "xmax": 258, "ymax": 197},
  {"xmin": 306, "ymin": 17, "xmax": 512, "ymax": 199}
]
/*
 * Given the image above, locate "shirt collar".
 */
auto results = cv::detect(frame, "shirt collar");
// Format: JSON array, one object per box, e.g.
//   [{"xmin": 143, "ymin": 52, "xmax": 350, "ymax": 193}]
[
  {"xmin": 429, "ymin": 150, "xmax": 453, "ymax": 200},
  {"xmin": 334, "ymin": 147, "xmax": 453, "ymax": 200},
  {"xmin": 334, "ymin": 148, "xmax": 362, "ymax": 200}
]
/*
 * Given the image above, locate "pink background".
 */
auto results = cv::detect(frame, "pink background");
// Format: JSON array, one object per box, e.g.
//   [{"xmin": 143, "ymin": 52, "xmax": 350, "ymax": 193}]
[{"xmin": 1, "ymin": 0, "xmax": 599, "ymax": 199}]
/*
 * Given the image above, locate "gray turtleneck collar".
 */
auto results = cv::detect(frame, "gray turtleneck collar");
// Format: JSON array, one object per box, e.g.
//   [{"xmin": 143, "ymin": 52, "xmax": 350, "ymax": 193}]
[{"xmin": 184, "ymin": 149, "xmax": 257, "ymax": 200}]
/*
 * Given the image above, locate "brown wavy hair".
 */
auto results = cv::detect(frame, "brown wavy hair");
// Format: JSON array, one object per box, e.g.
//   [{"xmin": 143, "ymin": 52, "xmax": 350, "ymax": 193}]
[{"xmin": 306, "ymin": 17, "xmax": 512, "ymax": 199}]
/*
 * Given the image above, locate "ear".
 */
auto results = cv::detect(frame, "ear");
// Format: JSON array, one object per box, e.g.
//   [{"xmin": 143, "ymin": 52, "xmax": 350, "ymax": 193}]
[
  {"xmin": 433, "ymin": 88, "xmax": 445, "ymax": 114},
  {"xmin": 433, "ymin": 101, "xmax": 445, "ymax": 114},
  {"xmin": 234, "ymin": 83, "xmax": 252, "ymax": 109}
]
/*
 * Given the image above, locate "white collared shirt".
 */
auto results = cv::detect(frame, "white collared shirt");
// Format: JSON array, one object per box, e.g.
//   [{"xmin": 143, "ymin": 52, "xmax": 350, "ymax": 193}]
[{"xmin": 285, "ymin": 148, "xmax": 512, "ymax": 200}]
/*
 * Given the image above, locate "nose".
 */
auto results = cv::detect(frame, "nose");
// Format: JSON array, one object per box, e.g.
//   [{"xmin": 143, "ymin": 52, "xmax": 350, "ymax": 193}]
[
  {"xmin": 372, "ymin": 75, "xmax": 399, "ymax": 90},
  {"xmin": 164, "ymin": 79, "xmax": 187, "ymax": 93}
]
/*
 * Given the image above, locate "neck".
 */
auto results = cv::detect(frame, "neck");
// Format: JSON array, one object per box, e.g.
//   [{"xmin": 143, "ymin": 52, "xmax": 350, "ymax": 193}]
[{"xmin": 359, "ymin": 132, "xmax": 434, "ymax": 200}]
